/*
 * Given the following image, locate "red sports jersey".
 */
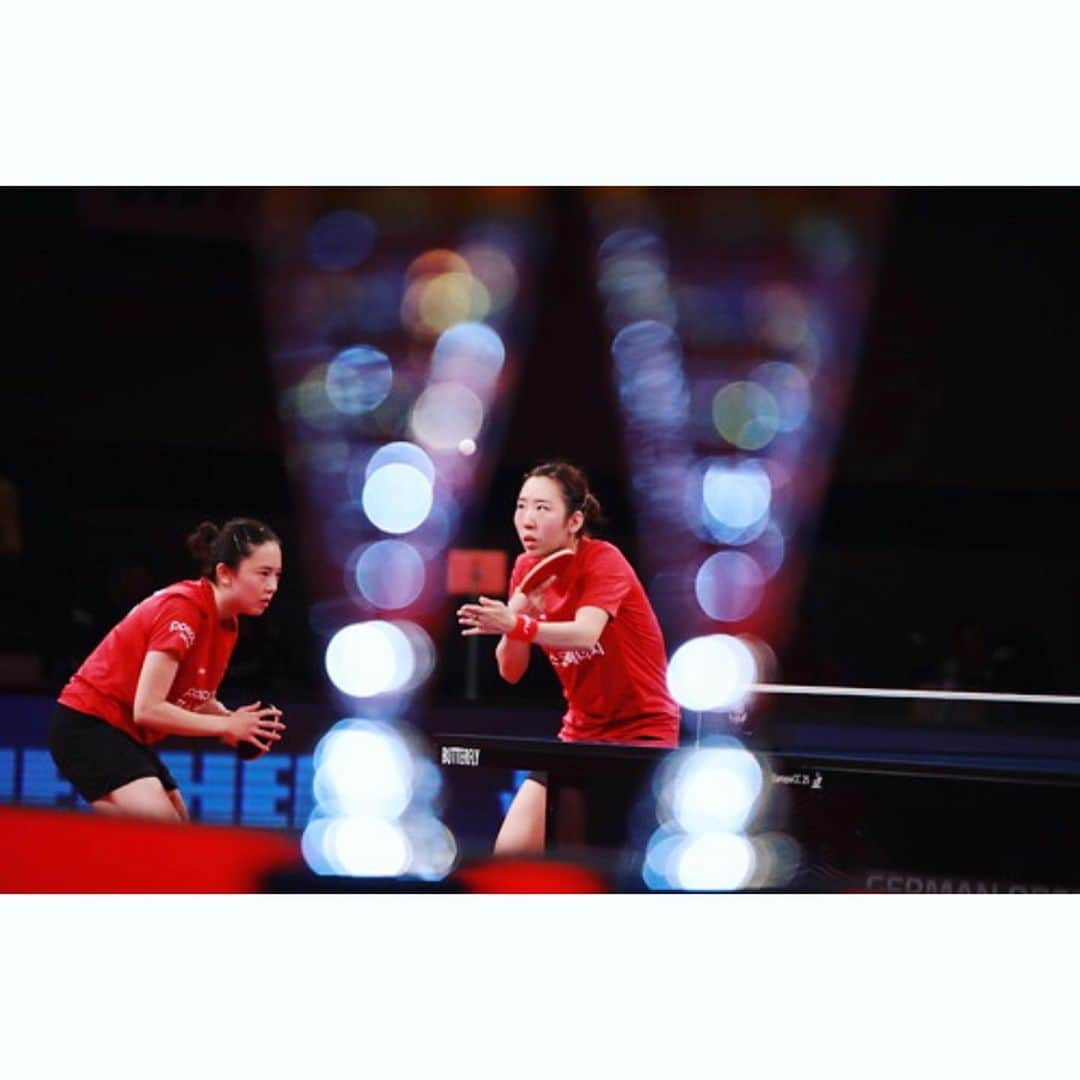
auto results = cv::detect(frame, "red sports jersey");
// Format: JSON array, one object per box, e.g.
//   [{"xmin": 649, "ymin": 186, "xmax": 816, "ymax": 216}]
[
  {"xmin": 58, "ymin": 578, "xmax": 238, "ymax": 745},
  {"xmin": 509, "ymin": 537, "xmax": 680, "ymax": 746}
]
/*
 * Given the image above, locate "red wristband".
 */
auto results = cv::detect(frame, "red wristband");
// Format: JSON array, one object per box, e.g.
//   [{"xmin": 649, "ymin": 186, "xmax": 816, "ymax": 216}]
[{"xmin": 508, "ymin": 613, "xmax": 540, "ymax": 643}]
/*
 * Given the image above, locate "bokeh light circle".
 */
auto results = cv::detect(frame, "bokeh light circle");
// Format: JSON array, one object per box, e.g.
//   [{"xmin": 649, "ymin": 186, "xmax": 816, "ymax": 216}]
[
  {"xmin": 352, "ymin": 540, "xmax": 426, "ymax": 610},
  {"xmin": 611, "ymin": 320, "xmax": 688, "ymax": 427},
  {"xmin": 308, "ymin": 210, "xmax": 376, "ymax": 271},
  {"xmin": 403, "ymin": 814, "xmax": 459, "ymax": 880},
  {"xmin": 750, "ymin": 522, "xmax": 786, "ymax": 579},
  {"xmin": 409, "ymin": 383, "xmax": 484, "ymax": 451},
  {"xmin": 364, "ymin": 441, "xmax": 436, "ymax": 484},
  {"xmin": 301, "ymin": 815, "xmax": 336, "ymax": 875},
  {"xmin": 324, "ymin": 621, "xmax": 416, "ymax": 697},
  {"xmin": 666, "ymin": 634, "xmax": 757, "ymax": 711},
  {"xmin": 598, "ymin": 227, "xmax": 669, "ymax": 270},
  {"xmin": 292, "ymin": 364, "xmax": 338, "ymax": 430},
  {"xmin": 700, "ymin": 459, "xmax": 772, "ymax": 543},
  {"xmin": 694, "ymin": 550, "xmax": 766, "ymax": 622},
  {"xmin": 750, "ymin": 361, "xmax": 811, "ymax": 433},
  {"xmin": 460, "ymin": 243, "xmax": 518, "ymax": 312},
  {"xmin": 659, "ymin": 742, "xmax": 765, "ymax": 833},
  {"xmin": 362, "ymin": 462, "xmax": 433, "ymax": 533},
  {"xmin": 313, "ymin": 720, "xmax": 415, "ymax": 819},
  {"xmin": 329, "ymin": 815, "xmax": 412, "ymax": 877},
  {"xmin": 418, "ymin": 272, "xmax": 491, "ymax": 333},
  {"xmin": 431, "ymin": 322, "xmax": 506, "ymax": 391},
  {"xmin": 406, "ymin": 248, "xmax": 469, "ymax": 281},
  {"xmin": 671, "ymin": 832, "xmax": 756, "ymax": 891},
  {"xmin": 391, "ymin": 620, "xmax": 436, "ymax": 693},
  {"xmin": 712, "ymin": 381, "xmax": 781, "ymax": 450},
  {"xmin": 325, "ymin": 346, "xmax": 393, "ymax": 415}
]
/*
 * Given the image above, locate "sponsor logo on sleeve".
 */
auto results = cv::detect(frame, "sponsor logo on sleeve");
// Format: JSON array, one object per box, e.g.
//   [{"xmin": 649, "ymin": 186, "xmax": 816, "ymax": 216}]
[
  {"xmin": 169, "ymin": 620, "xmax": 196, "ymax": 648},
  {"xmin": 175, "ymin": 687, "xmax": 212, "ymax": 709}
]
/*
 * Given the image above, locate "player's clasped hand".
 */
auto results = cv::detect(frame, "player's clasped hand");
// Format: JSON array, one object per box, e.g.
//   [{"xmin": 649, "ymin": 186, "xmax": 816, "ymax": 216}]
[
  {"xmin": 223, "ymin": 701, "xmax": 286, "ymax": 756},
  {"xmin": 458, "ymin": 597, "xmax": 517, "ymax": 636}
]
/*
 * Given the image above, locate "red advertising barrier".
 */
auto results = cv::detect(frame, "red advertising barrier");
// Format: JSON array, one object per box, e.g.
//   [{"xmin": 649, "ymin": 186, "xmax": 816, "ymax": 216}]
[{"xmin": 0, "ymin": 806, "xmax": 302, "ymax": 893}]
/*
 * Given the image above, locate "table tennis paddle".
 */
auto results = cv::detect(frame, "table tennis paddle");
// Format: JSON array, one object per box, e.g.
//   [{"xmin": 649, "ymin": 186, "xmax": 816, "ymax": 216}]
[{"xmin": 517, "ymin": 547, "xmax": 574, "ymax": 599}]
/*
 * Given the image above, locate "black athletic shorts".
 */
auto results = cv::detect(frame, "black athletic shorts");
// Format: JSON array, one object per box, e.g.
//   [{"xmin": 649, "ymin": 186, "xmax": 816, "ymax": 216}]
[{"xmin": 48, "ymin": 702, "xmax": 178, "ymax": 804}]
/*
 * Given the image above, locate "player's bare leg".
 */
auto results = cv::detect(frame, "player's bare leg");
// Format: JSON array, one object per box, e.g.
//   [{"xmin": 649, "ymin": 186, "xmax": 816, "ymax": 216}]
[
  {"xmin": 494, "ymin": 777, "xmax": 546, "ymax": 855},
  {"xmin": 167, "ymin": 787, "xmax": 190, "ymax": 822},
  {"xmin": 551, "ymin": 784, "xmax": 587, "ymax": 849},
  {"xmin": 92, "ymin": 776, "xmax": 184, "ymax": 822}
]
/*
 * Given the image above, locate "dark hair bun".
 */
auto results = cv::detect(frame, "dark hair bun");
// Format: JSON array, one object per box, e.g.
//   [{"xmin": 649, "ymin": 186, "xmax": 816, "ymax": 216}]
[
  {"xmin": 186, "ymin": 521, "xmax": 219, "ymax": 572},
  {"xmin": 581, "ymin": 492, "xmax": 604, "ymax": 528}
]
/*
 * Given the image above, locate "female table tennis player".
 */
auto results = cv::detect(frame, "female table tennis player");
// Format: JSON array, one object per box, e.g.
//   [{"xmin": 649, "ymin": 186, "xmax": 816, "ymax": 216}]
[
  {"xmin": 457, "ymin": 462, "xmax": 680, "ymax": 854},
  {"xmin": 48, "ymin": 519, "xmax": 286, "ymax": 822}
]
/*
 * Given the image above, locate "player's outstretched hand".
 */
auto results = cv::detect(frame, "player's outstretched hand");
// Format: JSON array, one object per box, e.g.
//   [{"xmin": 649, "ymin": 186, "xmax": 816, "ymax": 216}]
[{"xmin": 457, "ymin": 596, "xmax": 516, "ymax": 636}]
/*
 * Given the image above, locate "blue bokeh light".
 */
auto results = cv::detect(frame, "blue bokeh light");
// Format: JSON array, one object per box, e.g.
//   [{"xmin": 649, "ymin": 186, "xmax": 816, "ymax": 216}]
[
  {"xmin": 325, "ymin": 346, "xmax": 393, "ymax": 415},
  {"xmin": 308, "ymin": 210, "xmax": 376, "ymax": 272},
  {"xmin": 364, "ymin": 441, "xmax": 436, "ymax": 485},
  {"xmin": 611, "ymin": 320, "xmax": 689, "ymax": 429},
  {"xmin": 351, "ymin": 540, "xmax": 426, "ymax": 610},
  {"xmin": 694, "ymin": 550, "xmax": 766, "ymax": 622},
  {"xmin": 431, "ymin": 322, "xmax": 506, "ymax": 392},
  {"xmin": 750, "ymin": 361, "xmax": 811, "ymax": 433},
  {"xmin": 699, "ymin": 459, "xmax": 772, "ymax": 544}
]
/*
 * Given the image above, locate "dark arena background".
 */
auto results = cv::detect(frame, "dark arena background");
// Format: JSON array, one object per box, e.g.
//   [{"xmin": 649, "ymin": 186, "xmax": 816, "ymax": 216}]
[{"xmin": 4, "ymin": 186, "xmax": 1080, "ymax": 894}]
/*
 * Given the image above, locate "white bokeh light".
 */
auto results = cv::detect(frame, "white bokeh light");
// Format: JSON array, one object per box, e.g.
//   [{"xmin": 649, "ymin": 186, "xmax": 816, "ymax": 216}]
[
  {"xmin": 313, "ymin": 721, "xmax": 415, "ymax": 819},
  {"xmin": 362, "ymin": 462, "xmax": 433, "ymax": 534},
  {"xmin": 391, "ymin": 620, "xmax": 436, "ymax": 692},
  {"xmin": 702, "ymin": 459, "xmax": 772, "ymax": 530},
  {"xmin": 324, "ymin": 621, "xmax": 415, "ymax": 697},
  {"xmin": 665, "ymin": 744, "xmax": 765, "ymax": 833},
  {"xmin": 328, "ymin": 815, "xmax": 412, "ymax": 877},
  {"xmin": 409, "ymin": 382, "xmax": 484, "ymax": 451},
  {"xmin": 671, "ymin": 832, "xmax": 756, "ymax": 891},
  {"xmin": 666, "ymin": 634, "xmax": 757, "ymax": 711}
]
